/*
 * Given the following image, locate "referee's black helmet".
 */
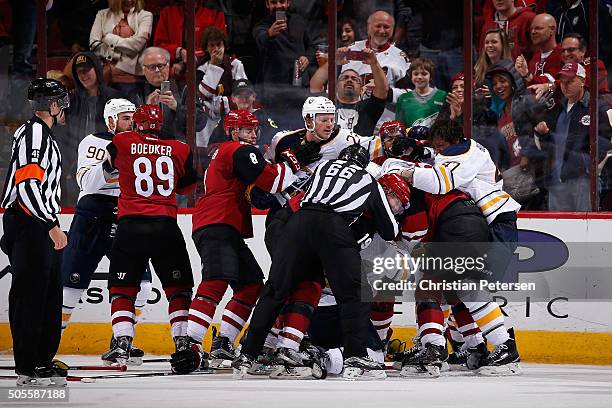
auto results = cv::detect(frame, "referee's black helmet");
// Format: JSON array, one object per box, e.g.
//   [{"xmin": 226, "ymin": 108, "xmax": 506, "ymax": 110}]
[
  {"xmin": 28, "ymin": 78, "xmax": 70, "ymax": 112},
  {"xmin": 338, "ymin": 144, "xmax": 370, "ymax": 168}
]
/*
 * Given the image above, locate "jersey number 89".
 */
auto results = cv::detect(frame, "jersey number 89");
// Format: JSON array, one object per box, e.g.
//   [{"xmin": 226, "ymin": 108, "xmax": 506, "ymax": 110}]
[{"xmin": 133, "ymin": 156, "xmax": 174, "ymax": 197}]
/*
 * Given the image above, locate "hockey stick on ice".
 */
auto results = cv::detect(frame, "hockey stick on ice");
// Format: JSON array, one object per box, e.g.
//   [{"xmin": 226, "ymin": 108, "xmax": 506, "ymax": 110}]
[
  {"xmin": 0, "ymin": 364, "xmax": 127, "ymax": 371},
  {"xmin": 0, "ymin": 265, "xmax": 11, "ymax": 280}
]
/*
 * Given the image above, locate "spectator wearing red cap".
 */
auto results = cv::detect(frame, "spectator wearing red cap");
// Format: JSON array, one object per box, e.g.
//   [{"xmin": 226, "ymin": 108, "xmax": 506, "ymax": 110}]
[{"xmin": 533, "ymin": 62, "xmax": 612, "ymax": 210}]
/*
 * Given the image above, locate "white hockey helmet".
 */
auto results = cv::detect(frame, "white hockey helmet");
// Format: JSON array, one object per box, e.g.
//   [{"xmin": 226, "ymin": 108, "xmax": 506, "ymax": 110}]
[
  {"xmin": 302, "ymin": 96, "xmax": 336, "ymax": 132},
  {"xmin": 104, "ymin": 98, "xmax": 136, "ymax": 132}
]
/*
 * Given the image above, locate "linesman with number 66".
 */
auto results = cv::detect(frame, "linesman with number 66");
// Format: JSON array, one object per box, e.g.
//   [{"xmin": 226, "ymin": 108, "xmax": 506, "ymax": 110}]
[{"xmin": 104, "ymin": 104, "xmax": 197, "ymax": 364}]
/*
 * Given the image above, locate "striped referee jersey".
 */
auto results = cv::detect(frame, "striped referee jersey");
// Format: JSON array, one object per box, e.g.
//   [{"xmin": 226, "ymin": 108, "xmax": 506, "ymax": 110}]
[
  {"xmin": 302, "ymin": 159, "xmax": 399, "ymax": 240},
  {"xmin": 1, "ymin": 116, "xmax": 62, "ymax": 229}
]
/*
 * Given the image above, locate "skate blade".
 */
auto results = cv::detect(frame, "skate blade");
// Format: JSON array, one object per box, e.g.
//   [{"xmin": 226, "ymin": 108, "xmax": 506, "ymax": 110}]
[
  {"xmin": 210, "ymin": 358, "xmax": 233, "ymax": 369},
  {"xmin": 477, "ymin": 362, "xmax": 522, "ymax": 376},
  {"xmin": 342, "ymin": 367, "xmax": 387, "ymax": 381},
  {"xmin": 102, "ymin": 358, "xmax": 128, "ymax": 367},
  {"xmin": 247, "ymin": 364, "xmax": 275, "ymax": 375},
  {"xmin": 126, "ymin": 356, "xmax": 143, "ymax": 366},
  {"xmin": 232, "ymin": 367, "xmax": 250, "ymax": 380},
  {"xmin": 16, "ymin": 377, "xmax": 53, "ymax": 387},
  {"xmin": 399, "ymin": 364, "xmax": 440, "ymax": 378},
  {"xmin": 269, "ymin": 365, "xmax": 314, "ymax": 379},
  {"xmin": 448, "ymin": 363, "xmax": 470, "ymax": 372}
]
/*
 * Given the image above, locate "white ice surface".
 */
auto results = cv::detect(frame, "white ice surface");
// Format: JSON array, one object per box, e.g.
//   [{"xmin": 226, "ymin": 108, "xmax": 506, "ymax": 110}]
[{"xmin": 1, "ymin": 355, "xmax": 611, "ymax": 408}]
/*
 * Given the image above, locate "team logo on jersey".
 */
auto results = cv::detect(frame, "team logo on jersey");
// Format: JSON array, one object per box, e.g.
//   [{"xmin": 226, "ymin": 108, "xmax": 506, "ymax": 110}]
[
  {"xmin": 580, "ymin": 115, "xmax": 590, "ymax": 126},
  {"xmin": 69, "ymin": 273, "xmax": 80, "ymax": 284},
  {"xmin": 172, "ymin": 270, "xmax": 182, "ymax": 280}
]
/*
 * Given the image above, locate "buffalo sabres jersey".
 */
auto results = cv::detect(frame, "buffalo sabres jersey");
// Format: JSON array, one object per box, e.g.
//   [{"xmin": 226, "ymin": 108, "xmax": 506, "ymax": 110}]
[
  {"xmin": 265, "ymin": 127, "xmax": 385, "ymax": 193},
  {"xmin": 75, "ymin": 132, "xmax": 118, "ymax": 201},
  {"xmin": 411, "ymin": 139, "xmax": 521, "ymax": 224}
]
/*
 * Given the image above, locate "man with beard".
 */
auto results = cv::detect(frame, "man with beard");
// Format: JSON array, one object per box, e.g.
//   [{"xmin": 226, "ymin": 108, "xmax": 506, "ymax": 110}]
[{"xmin": 310, "ymin": 48, "xmax": 388, "ymax": 136}]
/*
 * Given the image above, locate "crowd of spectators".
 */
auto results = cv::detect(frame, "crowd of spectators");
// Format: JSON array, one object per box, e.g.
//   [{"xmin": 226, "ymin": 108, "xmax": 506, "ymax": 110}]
[{"xmin": 0, "ymin": 0, "xmax": 611, "ymax": 211}]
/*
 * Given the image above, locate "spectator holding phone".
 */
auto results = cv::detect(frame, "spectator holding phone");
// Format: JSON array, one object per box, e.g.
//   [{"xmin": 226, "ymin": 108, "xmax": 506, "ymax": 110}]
[
  {"xmin": 128, "ymin": 46, "xmax": 205, "ymax": 141},
  {"xmin": 342, "ymin": 10, "xmax": 410, "ymax": 130},
  {"xmin": 252, "ymin": 0, "xmax": 315, "ymax": 127}
]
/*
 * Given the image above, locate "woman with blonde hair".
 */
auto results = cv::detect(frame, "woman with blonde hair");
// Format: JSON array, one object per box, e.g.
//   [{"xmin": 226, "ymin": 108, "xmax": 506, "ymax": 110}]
[
  {"xmin": 90, "ymin": 0, "xmax": 153, "ymax": 94},
  {"xmin": 474, "ymin": 28, "xmax": 512, "ymax": 88}
]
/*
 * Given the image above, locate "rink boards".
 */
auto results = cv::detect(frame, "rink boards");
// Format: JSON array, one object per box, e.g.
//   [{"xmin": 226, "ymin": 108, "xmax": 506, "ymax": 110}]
[{"xmin": 0, "ymin": 211, "xmax": 611, "ymax": 364}]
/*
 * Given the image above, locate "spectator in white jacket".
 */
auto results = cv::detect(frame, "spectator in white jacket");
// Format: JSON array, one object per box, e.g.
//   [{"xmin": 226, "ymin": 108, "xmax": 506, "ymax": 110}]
[
  {"xmin": 196, "ymin": 26, "xmax": 247, "ymax": 149},
  {"xmin": 89, "ymin": 0, "xmax": 153, "ymax": 95}
]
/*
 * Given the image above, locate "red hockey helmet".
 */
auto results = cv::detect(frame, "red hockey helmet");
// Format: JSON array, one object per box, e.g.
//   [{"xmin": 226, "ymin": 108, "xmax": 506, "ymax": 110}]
[
  {"xmin": 379, "ymin": 173, "xmax": 411, "ymax": 212},
  {"xmin": 223, "ymin": 110, "xmax": 259, "ymax": 137},
  {"xmin": 133, "ymin": 104, "xmax": 163, "ymax": 132},
  {"xmin": 379, "ymin": 120, "xmax": 406, "ymax": 140}
]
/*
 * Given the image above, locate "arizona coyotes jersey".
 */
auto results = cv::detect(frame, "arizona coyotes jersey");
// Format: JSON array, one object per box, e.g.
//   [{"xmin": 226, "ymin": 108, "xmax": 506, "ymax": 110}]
[
  {"xmin": 110, "ymin": 131, "xmax": 195, "ymax": 219},
  {"xmin": 342, "ymin": 40, "xmax": 410, "ymax": 131},
  {"xmin": 342, "ymin": 40, "xmax": 409, "ymax": 89},
  {"xmin": 76, "ymin": 132, "xmax": 118, "ymax": 201},
  {"xmin": 193, "ymin": 141, "xmax": 298, "ymax": 237},
  {"xmin": 411, "ymin": 139, "xmax": 521, "ymax": 224}
]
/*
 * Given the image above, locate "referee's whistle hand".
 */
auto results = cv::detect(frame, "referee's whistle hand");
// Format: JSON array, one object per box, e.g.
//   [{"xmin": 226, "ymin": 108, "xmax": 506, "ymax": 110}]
[{"xmin": 49, "ymin": 226, "xmax": 67, "ymax": 250}]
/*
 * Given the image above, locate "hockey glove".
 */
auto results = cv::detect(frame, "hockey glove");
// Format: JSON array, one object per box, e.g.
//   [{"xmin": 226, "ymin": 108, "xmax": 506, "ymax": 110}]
[
  {"xmin": 391, "ymin": 137, "xmax": 423, "ymax": 159},
  {"xmin": 170, "ymin": 345, "xmax": 203, "ymax": 374},
  {"xmin": 281, "ymin": 142, "xmax": 322, "ymax": 172},
  {"xmin": 245, "ymin": 185, "xmax": 283, "ymax": 210}
]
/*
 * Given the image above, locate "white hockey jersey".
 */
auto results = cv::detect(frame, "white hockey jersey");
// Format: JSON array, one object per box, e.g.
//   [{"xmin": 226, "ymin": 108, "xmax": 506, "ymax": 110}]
[
  {"xmin": 411, "ymin": 139, "xmax": 521, "ymax": 224},
  {"xmin": 196, "ymin": 58, "xmax": 247, "ymax": 148},
  {"xmin": 341, "ymin": 40, "xmax": 409, "ymax": 88},
  {"xmin": 341, "ymin": 40, "xmax": 410, "ymax": 131},
  {"xmin": 75, "ymin": 132, "xmax": 118, "ymax": 201},
  {"xmin": 265, "ymin": 127, "xmax": 385, "ymax": 196}
]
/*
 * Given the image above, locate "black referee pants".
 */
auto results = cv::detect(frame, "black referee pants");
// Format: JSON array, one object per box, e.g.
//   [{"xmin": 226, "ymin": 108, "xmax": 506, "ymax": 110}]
[
  {"xmin": 2, "ymin": 207, "xmax": 62, "ymax": 375},
  {"xmin": 242, "ymin": 208, "xmax": 372, "ymax": 359}
]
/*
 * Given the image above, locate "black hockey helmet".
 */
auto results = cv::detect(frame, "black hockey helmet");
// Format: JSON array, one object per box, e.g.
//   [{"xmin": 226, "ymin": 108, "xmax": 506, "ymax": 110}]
[
  {"xmin": 407, "ymin": 125, "xmax": 429, "ymax": 141},
  {"xmin": 28, "ymin": 78, "xmax": 70, "ymax": 112},
  {"xmin": 338, "ymin": 144, "xmax": 369, "ymax": 168}
]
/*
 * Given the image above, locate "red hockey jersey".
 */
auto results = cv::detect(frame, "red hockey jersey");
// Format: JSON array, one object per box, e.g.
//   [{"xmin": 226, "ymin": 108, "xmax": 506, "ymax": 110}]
[
  {"xmin": 192, "ymin": 141, "xmax": 297, "ymax": 237},
  {"xmin": 528, "ymin": 44, "xmax": 563, "ymax": 84},
  {"xmin": 110, "ymin": 131, "xmax": 195, "ymax": 219}
]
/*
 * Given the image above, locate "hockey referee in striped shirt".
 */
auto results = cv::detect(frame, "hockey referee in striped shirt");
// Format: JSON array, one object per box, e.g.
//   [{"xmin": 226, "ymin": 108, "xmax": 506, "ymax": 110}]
[
  {"xmin": 1, "ymin": 78, "xmax": 70, "ymax": 386},
  {"xmin": 236, "ymin": 144, "xmax": 399, "ymax": 380}
]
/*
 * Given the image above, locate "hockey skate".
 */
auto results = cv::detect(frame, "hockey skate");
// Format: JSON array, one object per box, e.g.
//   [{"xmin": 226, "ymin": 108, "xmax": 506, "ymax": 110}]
[
  {"xmin": 210, "ymin": 332, "xmax": 237, "ymax": 368},
  {"xmin": 247, "ymin": 346, "xmax": 276, "ymax": 375},
  {"xmin": 101, "ymin": 336, "xmax": 132, "ymax": 367},
  {"xmin": 170, "ymin": 336, "xmax": 209, "ymax": 374},
  {"xmin": 467, "ymin": 334, "xmax": 521, "ymax": 376},
  {"xmin": 16, "ymin": 365, "xmax": 66, "ymax": 387},
  {"xmin": 392, "ymin": 336, "xmax": 422, "ymax": 370},
  {"xmin": 104, "ymin": 336, "xmax": 144, "ymax": 366},
  {"xmin": 342, "ymin": 355, "xmax": 386, "ymax": 380},
  {"xmin": 269, "ymin": 346, "xmax": 328, "ymax": 380},
  {"xmin": 232, "ymin": 353, "xmax": 256, "ymax": 379},
  {"xmin": 399, "ymin": 343, "xmax": 448, "ymax": 378}
]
